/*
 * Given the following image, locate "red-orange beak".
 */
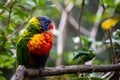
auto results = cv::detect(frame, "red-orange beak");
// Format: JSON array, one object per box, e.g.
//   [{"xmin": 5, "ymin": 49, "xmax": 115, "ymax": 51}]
[{"xmin": 49, "ymin": 23, "xmax": 54, "ymax": 30}]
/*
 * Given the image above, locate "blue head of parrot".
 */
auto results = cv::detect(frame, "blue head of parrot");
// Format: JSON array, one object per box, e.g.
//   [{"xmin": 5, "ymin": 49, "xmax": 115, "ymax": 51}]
[{"xmin": 37, "ymin": 16, "xmax": 52, "ymax": 31}]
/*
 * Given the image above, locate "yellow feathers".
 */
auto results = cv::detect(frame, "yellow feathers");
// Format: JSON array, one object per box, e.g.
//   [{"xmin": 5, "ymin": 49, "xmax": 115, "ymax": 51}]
[
  {"xmin": 22, "ymin": 30, "xmax": 29, "ymax": 36},
  {"xmin": 29, "ymin": 17, "xmax": 40, "ymax": 27},
  {"xmin": 101, "ymin": 17, "xmax": 119, "ymax": 30},
  {"xmin": 27, "ymin": 33, "xmax": 44, "ymax": 51}
]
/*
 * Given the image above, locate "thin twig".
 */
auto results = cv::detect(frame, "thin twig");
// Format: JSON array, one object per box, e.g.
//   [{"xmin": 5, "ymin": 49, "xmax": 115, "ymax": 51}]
[
  {"xmin": 7, "ymin": 3, "xmax": 13, "ymax": 28},
  {"xmin": 68, "ymin": 15, "xmax": 90, "ymax": 36},
  {"xmin": 51, "ymin": 0, "xmax": 75, "ymax": 66},
  {"xmin": 56, "ymin": 10, "xmax": 67, "ymax": 66},
  {"xmin": 7, "ymin": 20, "xmax": 28, "ymax": 39},
  {"xmin": 108, "ymin": 29, "xmax": 116, "ymax": 64},
  {"xmin": 51, "ymin": 0, "xmax": 90, "ymax": 37},
  {"xmin": 78, "ymin": 0, "xmax": 85, "ymax": 48},
  {"xmin": 96, "ymin": 0, "xmax": 106, "ymax": 11},
  {"xmin": 7, "ymin": 8, "xmax": 33, "ymax": 39},
  {"xmin": 0, "ymin": 1, "xmax": 13, "ymax": 54},
  {"xmin": 0, "ymin": 0, "xmax": 13, "ymax": 14},
  {"xmin": 0, "ymin": 38, "xmax": 7, "ymax": 54},
  {"xmin": 90, "ymin": 5, "xmax": 104, "ymax": 50}
]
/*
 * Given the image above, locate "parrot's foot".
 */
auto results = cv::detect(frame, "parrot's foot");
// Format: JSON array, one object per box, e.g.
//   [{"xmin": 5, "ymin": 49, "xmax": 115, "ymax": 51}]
[{"xmin": 39, "ymin": 68, "xmax": 44, "ymax": 74}]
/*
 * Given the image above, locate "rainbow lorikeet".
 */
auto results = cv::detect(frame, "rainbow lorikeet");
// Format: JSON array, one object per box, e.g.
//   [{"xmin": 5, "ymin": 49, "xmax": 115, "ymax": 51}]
[{"xmin": 16, "ymin": 16, "xmax": 54, "ymax": 69}]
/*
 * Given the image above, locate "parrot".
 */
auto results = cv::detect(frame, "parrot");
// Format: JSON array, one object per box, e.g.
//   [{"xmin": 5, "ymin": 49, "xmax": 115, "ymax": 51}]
[{"xmin": 16, "ymin": 16, "xmax": 54, "ymax": 69}]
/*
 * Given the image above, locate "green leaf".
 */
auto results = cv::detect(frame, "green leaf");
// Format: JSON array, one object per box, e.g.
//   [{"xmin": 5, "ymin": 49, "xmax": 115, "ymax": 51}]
[
  {"xmin": 0, "ymin": 36, "xmax": 6, "ymax": 46},
  {"xmin": 73, "ymin": 47, "xmax": 95, "ymax": 64},
  {"xmin": 44, "ymin": 7, "xmax": 60, "ymax": 18},
  {"xmin": 0, "ymin": 71, "xmax": 3, "ymax": 74},
  {"xmin": 102, "ymin": 0, "xmax": 115, "ymax": 6},
  {"xmin": 0, "ymin": 3, "xmax": 7, "ymax": 10},
  {"xmin": 91, "ymin": 77, "xmax": 105, "ymax": 80},
  {"xmin": 73, "ymin": 51, "xmax": 89, "ymax": 60},
  {"xmin": 72, "ymin": 77, "xmax": 88, "ymax": 80},
  {"xmin": 113, "ymin": 29, "xmax": 120, "ymax": 39},
  {"xmin": 0, "ymin": 54, "xmax": 15, "ymax": 69},
  {"xmin": 0, "ymin": 29, "xmax": 5, "ymax": 36},
  {"xmin": 38, "ymin": 0, "xmax": 45, "ymax": 6},
  {"xmin": 105, "ymin": 29, "xmax": 120, "ymax": 59},
  {"xmin": 0, "ymin": 29, "xmax": 6, "ymax": 46},
  {"xmin": 0, "ymin": 76, "xmax": 6, "ymax": 80},
  {"xmin": 0, "ymin": 36, "xmax": 6, "ymax": 41},
  {"xmin": 114, "ymin": 2, "xmax": 120, "ymax": 14},
  {"xmin": 81, "ymin": 36, "xmax": 92, "ymax": 47},
  {"xmin": 32, "ymin": 0, "xmax": 39, "ymax": 5},
  {"xmin": 13, "ymin": 7, "xmax": 28, "ymax": 20},
  {"xmin": 20, "ymin": 0, "xmax": 36, "ymax": 9},
  {"xmin": 84, "ymin": 11, "xmax": 96, "ymax": 23},
  {"xmin": 106, "ymin": 29, "xmax": 120, "ymax": 46},
  {"xmin": 32, "ymin": 0, "xmax": 37, "ymax": 3},
  {"xmin": 5, "ymin": 28, "xmax": 13, "ymax": 36}
]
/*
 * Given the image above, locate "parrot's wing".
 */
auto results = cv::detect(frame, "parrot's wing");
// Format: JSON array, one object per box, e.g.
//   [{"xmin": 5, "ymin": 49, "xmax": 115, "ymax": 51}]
[{"xmin": 16, "ymin": 36, "xmax": 30, "ymax": 66}]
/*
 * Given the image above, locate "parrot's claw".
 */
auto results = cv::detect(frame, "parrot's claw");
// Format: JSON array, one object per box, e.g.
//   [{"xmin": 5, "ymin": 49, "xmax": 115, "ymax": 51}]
[{"xmin": 39, "ymin": 68, "xmax": 44, "ymax": 74}]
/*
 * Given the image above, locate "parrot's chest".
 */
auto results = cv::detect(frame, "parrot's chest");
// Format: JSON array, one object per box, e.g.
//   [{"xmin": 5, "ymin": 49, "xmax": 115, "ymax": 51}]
[{"xmin": 27, "ymin": 31, "xmax": 53, "ymax": 55}]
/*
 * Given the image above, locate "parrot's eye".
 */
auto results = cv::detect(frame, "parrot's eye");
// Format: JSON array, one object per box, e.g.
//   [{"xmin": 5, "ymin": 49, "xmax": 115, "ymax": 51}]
[{"xmin": 45, "ymin": 22, "xmax": 49, "ymax": 25}]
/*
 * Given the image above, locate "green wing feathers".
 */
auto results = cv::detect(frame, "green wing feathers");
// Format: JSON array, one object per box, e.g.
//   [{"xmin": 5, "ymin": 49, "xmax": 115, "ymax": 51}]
[
  {"xmin": 16, "ymin": 36, "xmax": 30, "ymax": 67},
  {"xmin": 16, "ymin": 24, "xmax": 40, "ymax": 67}
]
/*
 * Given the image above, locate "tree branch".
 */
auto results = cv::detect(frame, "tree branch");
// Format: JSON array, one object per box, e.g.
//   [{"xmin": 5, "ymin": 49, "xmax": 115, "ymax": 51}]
[
  {"xmin": 51, "ymin": 0, "xmax": 90, "ymax": 36},
  {"xmin": 108, "ymin": 29, "xmax": 116, "ymax": 64},
  {"xmin": 0, "ymin": 0, "xmax": 13, "ymax": 14},
  {"xmin": 15, "ymin": 64, "xmax": 120, "ymax": 80},
  {"xmin": 78, "ymin": 0, "xmax": 85, "ymax": 48},
  {"xmin": 68, "ymin": 15, "xmax": 90, "ymax": 36},
  {"xmin": 15, "ymin": 65, "xmax": 26, "ymax": 80},
  {"xmin": 90, "ymin": 5, "xmax": 104, "ymax": 50}
]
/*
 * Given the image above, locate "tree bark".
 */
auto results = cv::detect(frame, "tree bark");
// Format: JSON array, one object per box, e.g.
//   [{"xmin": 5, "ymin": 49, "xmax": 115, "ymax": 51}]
[
  {"xmin": 15, "ymin": 65, "xmax": 26, "ymax": 80},
  {"xmin": 15, "ymin": 64, "xmax": 120, "ymax": 80}
]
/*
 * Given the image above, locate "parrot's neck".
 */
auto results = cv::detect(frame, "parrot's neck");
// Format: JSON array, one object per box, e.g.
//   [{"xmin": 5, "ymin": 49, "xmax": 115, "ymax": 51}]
[{"xmin": 22, "ymin": 24, "xmax": 42, "ymax": 37}]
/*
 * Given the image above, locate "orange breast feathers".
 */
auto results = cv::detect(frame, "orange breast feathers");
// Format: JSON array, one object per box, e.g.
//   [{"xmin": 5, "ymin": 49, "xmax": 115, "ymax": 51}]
[{"xmin": 27, "ymin": 31, "xmax": 53, "ymax": 55}]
